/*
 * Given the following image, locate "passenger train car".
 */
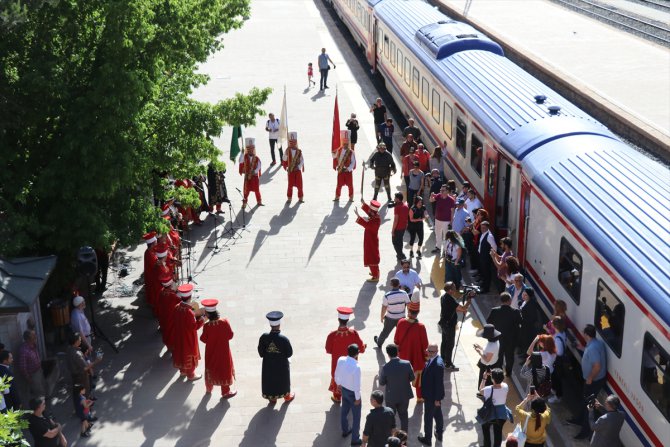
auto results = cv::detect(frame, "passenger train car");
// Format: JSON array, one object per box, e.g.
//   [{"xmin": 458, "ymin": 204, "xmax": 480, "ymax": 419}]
[{"xmin": 330, "ymin": 0, "xmax": 669, "ymax": 445}]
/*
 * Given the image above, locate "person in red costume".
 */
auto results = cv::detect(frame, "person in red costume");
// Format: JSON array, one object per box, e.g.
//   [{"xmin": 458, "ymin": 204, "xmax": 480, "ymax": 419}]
[
  {"xmin": 143, "ymin": 232, "xmax": 158, "ymax": 311},
  {"xmin": 394, "ymin": 302, "xmax": 429, "ymax": 401},
  {"xmin": 325, "ymin": 307, "xmax": 366, "ymax": 403},
  {"xmin": 171, "ymin": 284, "xmax": 205, "ymax": 380},
  {"xmin": 332, "ymin": 130, "xmax": 356, "ymax": 202},
  {"xmin": 281, "ymin": 131, "xmax": 305, "ymax": 204},
  {"xmin": 238, "ymin": 137, "xmax": 264, "ymax": 207},
  {"xmin": 354, "ymin": 200, "xmax": 382, "ymax": 281},
  {"xmin": 200, "ymin": 299, "xmax": 237, "ymax": 399},
  {"xmin": 157, "ymin": 273, "xmax": 180, "ymax": 352}
]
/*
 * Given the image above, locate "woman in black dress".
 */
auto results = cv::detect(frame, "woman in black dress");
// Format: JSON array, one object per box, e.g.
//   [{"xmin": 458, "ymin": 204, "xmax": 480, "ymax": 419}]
[{"xmin": 346, "ymin": 113, "xmax": 360, "ymax": 150}]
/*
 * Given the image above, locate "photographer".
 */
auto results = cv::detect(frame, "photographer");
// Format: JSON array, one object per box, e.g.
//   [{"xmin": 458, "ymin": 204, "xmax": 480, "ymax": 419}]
[
  {"xmin": 588, "ymin": 395, "xmax": 624, "ymax": 447},
  {"xmin": 27, "ymin": 397, "xmax": 67, "ymax": 447},
  {"xmin": 438, "ymin": 282, "xmax": 471, "ymax": 371}
]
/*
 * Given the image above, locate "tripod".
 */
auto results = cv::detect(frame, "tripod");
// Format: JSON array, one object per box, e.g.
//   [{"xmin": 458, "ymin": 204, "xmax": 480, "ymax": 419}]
[
  {"xmin": 182, "ymin": 239, "xmax": 197, "ymax": 284},
  {"xmin": 451, "ymin": 286, "xmax": 478, "ymax": 366},
  {"xmin": 206, "ymin": 212, "xmax": 230, "ymax": 254},
  {"xmin": 221, "ymin": 200, "xmax": 241, "ymax": 239},
  {"xmin": 84, "ymin": 274, "xmax": 119, "ymax": 353},
  {"xmin": 234, "ymin": 187, "xmax": 251, "ymax": 234}
]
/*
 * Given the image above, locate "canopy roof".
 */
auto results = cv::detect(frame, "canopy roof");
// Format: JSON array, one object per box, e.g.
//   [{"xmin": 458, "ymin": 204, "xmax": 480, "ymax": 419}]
[{"xmin": 0, "ymin": 256, "xmax": 57, "ymax": 313}]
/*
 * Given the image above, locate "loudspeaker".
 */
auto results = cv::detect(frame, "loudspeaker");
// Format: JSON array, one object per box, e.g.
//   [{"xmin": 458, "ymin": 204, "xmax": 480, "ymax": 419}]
[{"xmin": 77, "ymin": 246, "xmax": 98, "ymax": 277}]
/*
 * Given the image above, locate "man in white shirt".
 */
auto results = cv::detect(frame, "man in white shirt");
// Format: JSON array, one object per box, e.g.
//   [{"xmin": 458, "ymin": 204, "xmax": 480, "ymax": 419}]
[
  {"xmin": 374, "ymin": 278, "xmax": 411, "ymax": 349},
  {"xmin": 395, "ymin": 259, "xmax": 422, "ymax": 296},
  {"xmin": 335, "ymin": 344, "xmax": 362, "ymax": 446},
  {"xmin": 265, "ymin": 113, "xmax": 282, "ymax": 166},
  {"xmin": 70, "ymin": 296, "xmax": 93, "ymax": 354},
  {"xmin": 465, "ymin": 189, "xmax": 483, "ymax": 219}
]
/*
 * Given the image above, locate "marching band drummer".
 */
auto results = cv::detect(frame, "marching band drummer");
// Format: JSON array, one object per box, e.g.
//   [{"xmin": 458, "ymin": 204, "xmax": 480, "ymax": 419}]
[
  {"xmin": 238, "ymin": 137, "xmax": 263, "ymax": 208},
  {"xmin": 332, "ymin": 130, "xmax": 356, "ymax": 202}
]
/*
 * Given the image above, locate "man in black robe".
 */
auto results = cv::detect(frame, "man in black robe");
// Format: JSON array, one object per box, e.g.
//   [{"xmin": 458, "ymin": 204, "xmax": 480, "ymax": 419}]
[{"xmin": 258, "ymin": 311, "xmax": 295, "ymax": 403}]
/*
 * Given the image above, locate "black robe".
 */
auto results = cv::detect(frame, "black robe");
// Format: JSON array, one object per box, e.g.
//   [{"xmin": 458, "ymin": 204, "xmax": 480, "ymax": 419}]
[{"xmin": 258, "ymin": 331, "xmax": 293, "ymax": 399}]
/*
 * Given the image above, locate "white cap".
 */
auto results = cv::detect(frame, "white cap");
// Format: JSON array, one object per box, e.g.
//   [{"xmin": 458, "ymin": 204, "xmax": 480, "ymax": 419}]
[
  {"xmin": 288, "ymin": 131, "xmax": 298, "ymax": 141},
  {"xmin": 156, "ymin": 248, "xmax": 168, "ymax": 258},
  {"xmin": 245, "ymin": 137, "xmax": 255, "ymax": 147},
  {"xmin": 72, "ymin": 296, "xmax": 85, "ymax": 307},
  {"xmin": 269, "ymin": 318, "xmax": 282, "ymax": 327}
]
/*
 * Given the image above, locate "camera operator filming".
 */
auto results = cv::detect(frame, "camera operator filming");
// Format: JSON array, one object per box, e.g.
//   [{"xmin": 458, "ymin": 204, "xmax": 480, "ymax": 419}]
[
  {"xmin": 438, "ymin": 282, "xmax": 475, "ymax": 371},
  {"xmin": 588, "ymin": 394, "xmax": 624, "ymax": 447}
]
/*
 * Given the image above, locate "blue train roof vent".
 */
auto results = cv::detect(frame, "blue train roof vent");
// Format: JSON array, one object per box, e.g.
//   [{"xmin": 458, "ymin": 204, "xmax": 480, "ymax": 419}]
[
  {"xmin": 415, "ymin": 21, "xmax": 504, "ymax": 60},
  {"xmin": 548, "ymin": 105, "xmax": 562, "ymax": 115}
]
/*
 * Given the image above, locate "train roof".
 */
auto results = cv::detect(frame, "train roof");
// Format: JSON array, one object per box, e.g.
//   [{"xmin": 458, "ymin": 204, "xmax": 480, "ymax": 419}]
[
  {"xmin": 523, "ymin": 136, "xmax": 670, "ymax": 326},
  {"xmin": 374, "ymin": 0, "xmax": 611, "ymax": 159}
]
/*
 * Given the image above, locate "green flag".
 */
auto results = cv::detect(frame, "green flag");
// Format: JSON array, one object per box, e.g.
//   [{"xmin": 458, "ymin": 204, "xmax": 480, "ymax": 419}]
[{"xmin": 229, "ymin": 125, "xmax": 242, "ymax": 161}]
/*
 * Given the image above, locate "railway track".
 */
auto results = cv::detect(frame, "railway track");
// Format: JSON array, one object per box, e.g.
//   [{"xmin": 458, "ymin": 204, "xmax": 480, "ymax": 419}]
[{"xmin": 550, "ymin": 0, "xmax": 670, "ymax": 47}]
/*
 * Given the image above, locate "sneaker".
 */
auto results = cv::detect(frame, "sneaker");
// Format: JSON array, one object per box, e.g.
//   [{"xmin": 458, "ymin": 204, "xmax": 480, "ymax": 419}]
[
  {"xmin": 431, "ymin": 247, "xmax": 440, "ymax": 253},
  {"xmin": 417, "ymin": 251, "xmax": 422, "ymax": 259},
  {"xmin": 434, "ymin": 428, "xmax": 444, "ymax": 442},
  {"xmin": 374, "ymin": 336, "xmax": 381, "ymax": 348},
  {"xmin": 548, "ymin": 395, "xmax": 561, "ymax": 404},
  {"xmin": 445, "ymin": 364, "xmax": 459, "ymax": 372},
  {"xmin": 409, "ymin": 251, "xmax": 414, "ymax": 258},
  {"xmin": 417, "ymin": 435, "xmax": 432, "ymax": 446}
]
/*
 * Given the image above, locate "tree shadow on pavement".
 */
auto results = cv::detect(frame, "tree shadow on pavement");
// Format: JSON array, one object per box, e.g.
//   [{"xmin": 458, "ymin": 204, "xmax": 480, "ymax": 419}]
[
  {"xmin": 247, "ymin": 203, "xmax": 299, "ymax": 266},
  {"xmin": 307, "ymin": 202, "xmax": 351, "ymax": 264},
  {"xmin": 239, "ymin": 402, "xmax": 289, "ymax": 447},
  {"xmin": 311, "ymin": 403, "xmax": 343, "ymax": 447}
]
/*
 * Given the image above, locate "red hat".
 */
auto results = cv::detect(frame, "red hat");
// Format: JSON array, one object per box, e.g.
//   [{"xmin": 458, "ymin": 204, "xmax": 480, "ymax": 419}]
[
  {"xmin": 201, "ymin": 299, "xmax": 218, "ymax": 312},
  {"xmin": 161, "ymin": 203, "xmax": 171, "ymax": 216},
  {"xmin": 143, "ymin": 231, "xmax": 157, "ymax": 244},
  {"xmin": 159, "ymin": 273, "xmax": 173, "ymax": 286},
  {"xmin": 369, "ymin": 200, "xmax": 381, "ymax": 212},
  {"xmin": 177, "ymin": 283, "xmax": 194, "ymax": 298},
  {"xmin": 155, "ymin": 243, "xmax": 169, "ymax": 258},
  {"xmin": 337, "ymin": 306, "xmax": 354, "ymax": 320},
  {"xmin": 408, "ymin": 301, "xmax": 421, "ymax": 312}
]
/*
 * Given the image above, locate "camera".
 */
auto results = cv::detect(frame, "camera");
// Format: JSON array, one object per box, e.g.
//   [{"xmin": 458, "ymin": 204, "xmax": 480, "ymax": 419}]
[
  {"xmin": 586, "ymin": 394, "xmax": 597, "ymax": 406},
  {"xmin": 461, "ymin": 284, "xmax": 480, "ymax": 294}
]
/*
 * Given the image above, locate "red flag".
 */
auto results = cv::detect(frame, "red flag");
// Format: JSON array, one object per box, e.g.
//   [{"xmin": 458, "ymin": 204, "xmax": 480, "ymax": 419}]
[{"xmin": 331, "ymin": 93, "xmax": 340, "ymax": 154}]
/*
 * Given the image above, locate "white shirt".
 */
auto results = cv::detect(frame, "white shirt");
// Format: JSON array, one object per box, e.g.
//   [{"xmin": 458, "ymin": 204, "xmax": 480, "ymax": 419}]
[
  {"xmin": 443, "ymin": 240, "xmax": 461, "ymax": 261},
  {"xmin": 482, "ymin": 340, "xmax": 500, "ymax": 366},
  {"xmin": 540, "ymin": 351, "xmax": 557, "ymax": 373},
  {"xmin": 282, "ymin": 147, "xmax": 304, "ymax": 170},
  {"xmin": 382, "ymin": 289, "xmax": 410, "ymax": 320},
  {"xmin": 334, "ymin": 355, "xmax": 361, "ymax": 399},
  {"xmin": 266, "ymin": 119, "xmax": 280, "ymax": 139},
  {"xmin": 395, "ymin": 269, "xmax": 422, "ymax": 293},
  {"xmin": 465, "ymin": 196, "xmax": 483, "ymax": 218},
  {"xmin": 482, "ymin": 383, "xmax": 509, "ymax": 405},
  {"xmin": 71, "ymin": 308, "xmax": 91, "ymax": 337},
  {"xmin": 478, "ymin": 230, "xmax": 498, "ymax": 254},
  {"xmin": 332, "ymin": 148, "xmax": 356, "ymax": 172},
  {"xmin": 239, "ymin": 152, "xmax": 262, "ymax": 175}
]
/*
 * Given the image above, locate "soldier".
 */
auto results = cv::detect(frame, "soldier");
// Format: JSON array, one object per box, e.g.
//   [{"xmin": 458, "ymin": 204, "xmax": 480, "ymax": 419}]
[
  {"xmin": 171, "ymin": 284, "xmax": 205, "ymax": 381},
  {"xmin": 282, "ymin": 131, "xmax": 305, "ymax": 204},
  {"xmin": 258, "ymin": 311, "xmax": 295, "ymax": 403},
  {"xmin": 238, "ymin": 137, "xmax": 263, "ymax": 207},
  {"xmin": 333, "ymin": 130, "xmax": 356, "ymax": 202},
  {"xmin": 200, "ymin": 299, "xmax": 237, "ymax": 399},
  {"xmin": 354, "ymin": 200, "xmax": 382, "ymax": 282},
  {"xmin": 325, "ymin": 307, "xmax": 366, "ymax": 403}
]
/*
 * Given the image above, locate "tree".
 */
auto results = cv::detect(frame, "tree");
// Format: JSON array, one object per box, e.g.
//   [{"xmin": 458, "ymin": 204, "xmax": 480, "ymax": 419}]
[
  {"xmin": 0, "ymin": 0, "xmax": 268, "ymax": 264},
  {"xmin": 0, "ymin": 376, "xmax": 29, "ymax": 447}
]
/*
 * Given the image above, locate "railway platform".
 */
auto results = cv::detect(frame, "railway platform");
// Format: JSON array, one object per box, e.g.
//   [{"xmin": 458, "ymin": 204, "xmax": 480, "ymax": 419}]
[{"xmin": 435, "ymin": 0, "xmax": 670, "ymax": 157}]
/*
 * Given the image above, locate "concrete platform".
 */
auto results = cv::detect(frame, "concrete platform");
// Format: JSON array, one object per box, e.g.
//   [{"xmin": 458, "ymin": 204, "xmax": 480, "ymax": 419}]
[{"xmin": 436, "ymin": 0, "xmax": 670, "ymax": 151}]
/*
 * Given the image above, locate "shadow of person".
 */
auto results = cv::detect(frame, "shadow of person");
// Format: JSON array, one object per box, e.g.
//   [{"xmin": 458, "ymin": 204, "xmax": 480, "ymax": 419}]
[
  {"xmin": 260, "ymin": 165, "xmax": 280, "ymax": 185},
  {"xmin": 174, "ymin": 395, "xmax": 230, "ymax": 447},
  {"xmin": 310, "ymin": 90, "xmax": 326, "ymax": 101},
  {"xmin": 247, "ymin": 203, "xmax": 299, "ymax": 265},
  {"xmin": 239, "ymin": 402, "xmax": 289, "ymax": 447},
  {"xmin": 311, "ymin": 403, "xmax": 343, "ymax": 447},
  {"xmin": 375, "ymin": 346, "xmax": 387, "ymax": 368},
  {"xmin": 409, "ymin": 399, "xmax": 425, "ymax": 436},
  {"xmin": 307, "ymin": 202, "xmax": 351, "ymax": 263},
  {"xmin": 430, "ymin": 254, "xmax": 445, "ymax": 295},
  {"xmin": 444, "ymin": 372, "xmax": 477, "ymax": 434},
  {"xmin": 351, "ymin": 283, "xmax": 376, "ymax": 331}
]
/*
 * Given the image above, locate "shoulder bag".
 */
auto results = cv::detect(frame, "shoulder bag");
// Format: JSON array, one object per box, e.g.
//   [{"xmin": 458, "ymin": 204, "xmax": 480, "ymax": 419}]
[
  {"xmin": 475, "ymin": 387, "xmax": 495, "ymax": 424},
  {"xmin": 511, "ymin": 414, "xmax": 530, "ymax": 447}
]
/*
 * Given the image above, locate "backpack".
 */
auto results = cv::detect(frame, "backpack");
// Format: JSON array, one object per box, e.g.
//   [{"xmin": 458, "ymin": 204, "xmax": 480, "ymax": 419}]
[{"xmin": 532, "ymin": 366, "xmax": 553, "ymax": 398}]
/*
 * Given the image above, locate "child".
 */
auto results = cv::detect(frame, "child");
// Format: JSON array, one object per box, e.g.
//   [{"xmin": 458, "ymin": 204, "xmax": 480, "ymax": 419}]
[
  {"xmin": 307, "ymin": 62, "xmax": 315, "ymax": 87},
  {"xmin": 73, "ymin": 383, "xmax": 97, "ymax": 437}
]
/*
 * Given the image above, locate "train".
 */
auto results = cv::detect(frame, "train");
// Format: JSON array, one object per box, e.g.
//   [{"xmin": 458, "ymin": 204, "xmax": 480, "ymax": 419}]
[{"xmin": 328, "ymin": 0, "xmax": 670, "ymax": 445}]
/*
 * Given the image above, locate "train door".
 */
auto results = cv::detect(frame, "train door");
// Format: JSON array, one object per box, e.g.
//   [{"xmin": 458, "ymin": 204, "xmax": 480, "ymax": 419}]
[
  {"xmin": 484, "ymin": 148, "xmax": 497, "ymax": 224},
  {"xmin": 517, "ymin": 177, "xmax": 531, "ymax": 266},
  {"xmin": 371, "ymin": 18, "xmax": 380, "ymax": 73},
  {"xmin": 484, "ymin": 149, "xmax": 513, "ymax": 239},
  {"xmin": 366, "ymin": 6, "xmax": 375, "ymax": 66}
]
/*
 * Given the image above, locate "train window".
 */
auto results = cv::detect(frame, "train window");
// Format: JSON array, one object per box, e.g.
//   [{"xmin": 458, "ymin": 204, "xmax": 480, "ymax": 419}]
[
  {"xmin": 404, "ymin": 58, "xmax": 411, "ymax": 86},
  {"xmin": 421, "ymin": 78, "xmax": 429, "ymax": 109},
  {"xmin": 412, "ymin": 68, "xmax": 419, "ymax": 97},
  {"xmin": 470, "ymin": 134, "xmax": 483, "ymax": 177},
  {"xmin": 377, "ymin": 29, "xmax": 383, "ymax": 54},
  {"xmin": 456, "ymin": 118, "xmax": 467, "ymax": 156},
  {"xmin": 356, "ymin": 4, "xmax": 362, "ymax": 23},
  {"xmin": 397, "ymin": 49, "xmax": 403, "ymax": 76},
  {"xmin": 384, "ymin": 35, "xmax": 389, "ymax": 59},
  {"xmin": 595, "ymin": 280, "xmax": 625, "ymax": 357},
  {"xmin": 641, "ymin": 333, "xmax": 670, "ymax": 422},
  {"xmin": 390, "ymin": 42, "xmax": 396, "ymax": 67},
  {"xmin": 432, "ymin": 90, "xmax": 440, "ymax": 124},
  {"xmin": 558, "ymin": 238, "xmax": 583, "ymax": 304},
  {"xmin": 443, "ymin": 103, "xmax": 453, "ymax": 139}
]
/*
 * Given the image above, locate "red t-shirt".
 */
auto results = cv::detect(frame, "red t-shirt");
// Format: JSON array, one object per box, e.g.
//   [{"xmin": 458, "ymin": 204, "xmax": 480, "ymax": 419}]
[
  {"xmin": 394, "ymin": 203, "xmax": 409, "ymax": 230},
  {"xmin": 434, "ymin": 194, "xmax": 456, "ymax": 222},
  {"xmin": 416, "ymin": 150, "xmax": 430, "ymax": 172}
]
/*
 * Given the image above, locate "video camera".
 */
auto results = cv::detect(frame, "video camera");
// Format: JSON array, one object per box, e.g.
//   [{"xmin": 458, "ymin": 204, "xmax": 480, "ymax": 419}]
[{"xmin": 459, "ymin": 284, "xmax": 480, "ymax": 302}]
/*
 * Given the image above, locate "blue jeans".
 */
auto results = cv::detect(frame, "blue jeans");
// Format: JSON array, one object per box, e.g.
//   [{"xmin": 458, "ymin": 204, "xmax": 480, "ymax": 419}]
[
  {"xmin": 444, "ymin": 261, "xmax": 462, "ymax": 287},
  {"xmin": 341, "ymin": 387, "xmax": 361, "ymax": 441}
]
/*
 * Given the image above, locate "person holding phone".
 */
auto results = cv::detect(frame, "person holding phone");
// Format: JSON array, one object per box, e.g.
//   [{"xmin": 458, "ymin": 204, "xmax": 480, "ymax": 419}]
[
  {"xmin": 478, "ymin": 368, "xmax": 513, "ymax": 447},
  {"xmin": 516, "ymin": 392, "xmax": 551, "ymax": 447},
  {"xmin": 474, "ymin": 324, "xmax": 500, "ymax": 387}
]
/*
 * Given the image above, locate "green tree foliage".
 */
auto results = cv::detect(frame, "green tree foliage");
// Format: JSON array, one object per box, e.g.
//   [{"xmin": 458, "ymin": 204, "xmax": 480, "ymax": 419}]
[
  {"xmin": 0, "ymin": 0, "xmax": 269, "ymax": 260},
  {"xmin": 0, "ymin": 377, "xmax": 29, "ymax": 447}
]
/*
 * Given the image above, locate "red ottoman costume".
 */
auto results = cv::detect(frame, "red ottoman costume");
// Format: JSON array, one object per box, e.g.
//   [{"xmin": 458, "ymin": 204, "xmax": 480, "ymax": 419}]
[
  {"xmin": 238, "ymin": 138, "xmax": 263, "ymax": 206},
  {"xmin": 282, "ymin": 132, "xmax": 304, "ymax": 202},
  {"xmin": 394, "ymin": 302, "xmax": 428, "ymax": 400},
  {"xmin": 171, "ymin": 284, "xmax": 204, "ymax": 380},
  {"xmin": 355, "ymin": 200, "xmax": 382, "ymax": 280},
  {"xmin": 325, "ymin": 307, "xmax": 366, "ymax": 402},
  {"xmin": 332, "ymin": 131, "xmax": 356, "ymax": 201},
  {"xmin": 200, "ymin": 299, "xmax": 236, "ymax": 398}
]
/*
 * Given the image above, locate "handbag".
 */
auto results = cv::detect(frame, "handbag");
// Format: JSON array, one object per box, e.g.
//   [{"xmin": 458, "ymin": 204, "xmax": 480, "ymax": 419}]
[
  {"xmin": 511, "ymin": 414, "xmax": 530, "ymax": 447},
  {"xmin": 475, "ymin": 388, "xmax": 495, "ymax": 424},
  {"xmin": 532, "ymin": 366, "xmax": 553, "ymax": 398}
]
